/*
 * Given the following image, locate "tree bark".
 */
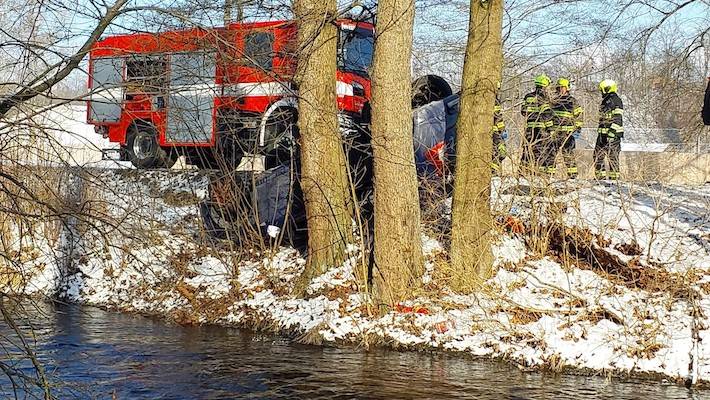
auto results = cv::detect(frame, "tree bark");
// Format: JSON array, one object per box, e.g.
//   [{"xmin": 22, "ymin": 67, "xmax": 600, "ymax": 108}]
[
  {"xmin": 224, "ymin": 0, "xmax": 244, "ymax": 24},
  {"xmin": 224, "ymin": 0, "xmax": 232, "ymax": 24},
  {"xmin": 449, "ymin": 0, "xmax": 503, "ymax": 290},
  {"xmin": 370, "ymin": 0, "xmax": 424, "ymax": 307},
  {"xmin": 293, "ymin": 0, "xmax": 354, "ymax": 294}
]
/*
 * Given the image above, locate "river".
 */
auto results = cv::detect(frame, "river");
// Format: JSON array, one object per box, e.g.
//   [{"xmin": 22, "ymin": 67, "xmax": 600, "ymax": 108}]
[{"xmin": 0, "ymin": 301, "xmax": 705, "ymax": 399}]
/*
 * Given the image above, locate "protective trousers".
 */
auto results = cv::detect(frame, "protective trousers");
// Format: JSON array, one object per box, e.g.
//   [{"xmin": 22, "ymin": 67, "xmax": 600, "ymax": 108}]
[
  {"xmin": 536, "ymin": 133, "xmax": 558, "ymax": 175},
  {"xmin": 521, "ymin": 128, "xmax": 546, "ymax": 171},
  {"xmin": 593, "ymin": 134, "xmax": 621, "ymax": 180},
  {"xmin": 491, "ymin": 136, "xmax": 506, "ymax": 175},
  {"xmin": 559, "ymin": 133, "xmax": 577, "ymax": 178}
]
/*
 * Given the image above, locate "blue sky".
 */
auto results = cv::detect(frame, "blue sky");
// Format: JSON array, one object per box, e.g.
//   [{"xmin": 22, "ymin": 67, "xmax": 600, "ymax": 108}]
[{"xmin": 2, "ymin": 0, "xmax": 708, "ymax": 92}]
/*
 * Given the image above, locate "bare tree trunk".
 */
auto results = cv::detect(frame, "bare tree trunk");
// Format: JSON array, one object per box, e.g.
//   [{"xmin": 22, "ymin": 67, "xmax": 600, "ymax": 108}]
[
  {"xmin": 224, "ymin": 0, "xmax": 244, "ymax": 24},
  {"xmin": 449, "ymin": 0, "xmax": 503, "ymax": 290},
  {"xmin": 236, "ymin": 0, "xmax": 244, "ymax": 22},
  {"xmin": 224, "ymin": 0, "xmax": 231, "ymax": 24},
  {"xmin": 370, "ymin": 0, "xmax": 424, "ymax": 307},
  {"xmin": 293, "ymin": 0, "xmax": 354, "ymax": 294}
]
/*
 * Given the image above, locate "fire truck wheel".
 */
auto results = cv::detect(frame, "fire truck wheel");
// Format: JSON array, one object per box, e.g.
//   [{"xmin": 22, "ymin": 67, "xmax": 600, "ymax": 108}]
[
  {"xmin": 126, "ymin": 124, "xmax": 175, "ymax": 169},
  {"xmin": 277, "ymin": 216, "xmax": 308, "ymax": 253},
  {"xmin": 411, "ymin": 75, "xmax": 453, "ymax": 108}
]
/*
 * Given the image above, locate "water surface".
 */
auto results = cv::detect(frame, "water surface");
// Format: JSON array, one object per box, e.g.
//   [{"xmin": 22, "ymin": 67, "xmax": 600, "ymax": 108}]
[{"xmin": 0, "ymin": 302, "xmax": 705, "ymax": 399}]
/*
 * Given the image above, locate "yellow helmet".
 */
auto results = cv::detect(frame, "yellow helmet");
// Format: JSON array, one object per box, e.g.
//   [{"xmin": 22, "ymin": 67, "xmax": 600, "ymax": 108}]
[
  {"xmin": 599, "ymin": 79, "xmax": 618, "ymax": 94},
  {"xmin": 534, "ymin": 74, "xmax": 551, "ymax": 88},
  {"xmin": 557, "ymin": 78, "xmax": 570, "ymax": 89}
]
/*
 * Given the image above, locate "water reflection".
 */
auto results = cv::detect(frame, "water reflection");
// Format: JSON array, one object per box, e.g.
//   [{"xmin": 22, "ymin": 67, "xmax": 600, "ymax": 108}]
[{"xmin": 0, "ymin": 302, "xmax": 705, "ymax": 399}]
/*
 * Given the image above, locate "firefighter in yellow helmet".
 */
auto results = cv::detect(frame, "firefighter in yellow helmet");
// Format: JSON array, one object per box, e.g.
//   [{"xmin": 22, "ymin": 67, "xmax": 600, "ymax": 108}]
[
  {"xmin": 520, "ymin": 74, "xmax": 554, "ymax": 173},
  {"xmin": 491, "ymin": 84, "xmax": 507, "ymax": 175},
  {"xmin": 595, "ymin": 79, "xmax": 624, "ymax": 180},
  {"xmin": 551, "ymin": 78, "xmax": 583, "ymax": 178}
]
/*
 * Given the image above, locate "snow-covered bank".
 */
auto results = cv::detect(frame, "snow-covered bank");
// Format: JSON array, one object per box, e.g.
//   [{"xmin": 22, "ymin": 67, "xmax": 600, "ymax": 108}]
[
  {"xmin": 0, "ymin": 103, "xmax": 116, "ymax": 166},
  {"xmin": 2, "ymin": 170, "xmax": 709, "ymax": 387}
]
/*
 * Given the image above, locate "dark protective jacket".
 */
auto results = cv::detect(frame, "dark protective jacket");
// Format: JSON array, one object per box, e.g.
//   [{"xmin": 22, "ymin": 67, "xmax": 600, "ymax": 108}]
[
  {"xmin": 552, "ymin": 93, "xmax": 583, "ymax": 134},
  {"xmin": 521, "ymin": 88, "xmax": 553, "ymax": 131},
  {"xmin": 598, "ymin": 92, "xmax": 624, "ymax": 138},
  {"xmin": 493, "ymin": 98, "xmax": 505, "ymax": 133},
  {"xmin": 703, "ymin": 79, "xmax": 710, "ymax": 126}
]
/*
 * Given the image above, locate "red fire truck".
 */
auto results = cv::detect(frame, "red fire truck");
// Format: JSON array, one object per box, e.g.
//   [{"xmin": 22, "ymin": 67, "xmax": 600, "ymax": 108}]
[{"xmin": 87, "ymin": 19, "xmax": 374, "ymax": 169}]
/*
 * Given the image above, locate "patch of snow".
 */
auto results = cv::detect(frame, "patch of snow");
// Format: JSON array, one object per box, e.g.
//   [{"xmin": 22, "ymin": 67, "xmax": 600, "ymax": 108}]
[
  {"xmin": 621, "ymin": 143, "xmax": 668, "ymax": 152},
  {"xmin": 492, "ymin": 235, "xmax": 527, "ymax": 266}
]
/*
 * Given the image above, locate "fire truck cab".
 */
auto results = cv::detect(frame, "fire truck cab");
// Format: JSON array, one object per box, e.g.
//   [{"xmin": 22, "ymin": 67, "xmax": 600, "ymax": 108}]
[{"xmin": 87, "ymin": 19, "xmax": 374, "ymax": 169}]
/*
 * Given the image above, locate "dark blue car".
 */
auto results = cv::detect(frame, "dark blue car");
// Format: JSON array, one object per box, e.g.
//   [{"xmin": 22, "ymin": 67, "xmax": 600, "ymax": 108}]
[{"xmin": 200, "ymin": 76, "xmax": 460, "ymax": 246}]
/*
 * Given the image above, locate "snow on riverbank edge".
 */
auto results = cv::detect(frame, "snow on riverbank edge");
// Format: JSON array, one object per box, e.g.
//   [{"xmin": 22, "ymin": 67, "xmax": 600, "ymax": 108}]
[{"xmin": 2, "ymin": 170, "xmax": 709, "ymax": 387}]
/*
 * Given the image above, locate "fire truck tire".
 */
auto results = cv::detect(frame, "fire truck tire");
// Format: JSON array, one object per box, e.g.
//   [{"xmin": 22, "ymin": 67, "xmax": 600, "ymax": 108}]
[
  {"xmin": 126, "ymin": 124, "xmax": 175, "ymax": 169},
  {"xmin": 119, "ymin": 146, "xmax": 130, "ymax": 161},
  {"xmin": 411, "ymin": 75, "xmax": 453, "ymax": 108}
]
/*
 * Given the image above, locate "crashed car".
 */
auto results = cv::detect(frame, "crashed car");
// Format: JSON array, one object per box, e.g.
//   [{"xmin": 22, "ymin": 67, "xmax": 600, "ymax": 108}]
[{"xmin": 200, "ymin": 75, "xmax": 459, "ymax": 246}]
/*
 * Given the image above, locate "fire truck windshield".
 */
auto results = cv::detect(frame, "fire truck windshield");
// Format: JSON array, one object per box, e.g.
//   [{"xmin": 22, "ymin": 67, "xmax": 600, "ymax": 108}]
[{"xmin": 339, "ymin": 28, "xmax": 373, "ymax": 76}]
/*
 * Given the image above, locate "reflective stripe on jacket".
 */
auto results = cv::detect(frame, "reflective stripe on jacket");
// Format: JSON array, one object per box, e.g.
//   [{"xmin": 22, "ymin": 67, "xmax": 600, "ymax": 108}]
[
  {"xmin": 552, "ymin": 93, "xmax": 583, "ymax": 133},
  {"xmin": 521, "ymin": 89, "xmax": 553, "ymax": 131},
  {"xmin": 598, "ymin": 92, "xmax": 624, "ymax": 137}
]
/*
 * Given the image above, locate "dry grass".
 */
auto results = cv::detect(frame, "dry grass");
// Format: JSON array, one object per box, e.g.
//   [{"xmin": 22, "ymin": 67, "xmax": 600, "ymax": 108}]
[
  {"xmin": 0, "ymin": 165, "xmax": 69, "ymax": 289},
  {"xmin": 545, "ymin": 222, "xmax": 698, "ymax": 300},
  {"xmin": 495, "ymin": 305, "xmax": 544, "ymax": 325}
]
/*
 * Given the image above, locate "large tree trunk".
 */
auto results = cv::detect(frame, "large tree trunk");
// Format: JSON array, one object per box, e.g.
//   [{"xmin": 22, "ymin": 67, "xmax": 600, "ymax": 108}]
[
  {"xmin": 293, "ymin": 0, "xmax": 354, "ymax": 294},
  {"xmin": 370, "ymin": 0, "xmax": 424, "ymax": 307},
  {"xmin": 449, "ymin": 0, "xmax": 504, "ymax": 291}
]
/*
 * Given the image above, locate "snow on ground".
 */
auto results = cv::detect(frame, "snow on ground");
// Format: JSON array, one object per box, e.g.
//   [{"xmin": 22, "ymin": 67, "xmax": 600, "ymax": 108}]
[
  {"xmin": 621, "ymin": 143, "xmax": 669, "ymax": 153},
  {"xmin": 2, "ymin": 168, "xmax": 710, "ymax": 386},
  {"xmin": 1, "ymin": 103, "xmax": 116, "ymax": 166},
  {"xmin": 565, "ymin": 182, "xmax": 710, "ymax": 273}
]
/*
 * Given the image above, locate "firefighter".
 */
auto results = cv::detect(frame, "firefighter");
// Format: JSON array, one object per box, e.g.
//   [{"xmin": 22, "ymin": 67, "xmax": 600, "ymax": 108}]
[
  {"xmin": 551, "ymin": 78, "xmax": 583, "ymax": 178},
  {"xmin": 491, "ymin": 94, "xmax": 507, "ymax": 175},
  {"xmin": 520, "ymin": 74, "xmax": 554, "ymax": 173},
  {"xmin": 594, "ymin": 79, "xmax": 624, "ymax": 180}
]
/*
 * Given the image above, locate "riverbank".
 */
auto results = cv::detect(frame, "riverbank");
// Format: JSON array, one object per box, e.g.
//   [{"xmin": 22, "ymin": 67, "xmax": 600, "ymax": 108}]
[{"xmin": 2, "ymin": 167, "xmax": 709, "ymax": 387}]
